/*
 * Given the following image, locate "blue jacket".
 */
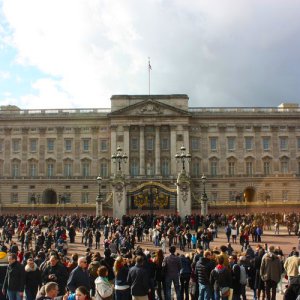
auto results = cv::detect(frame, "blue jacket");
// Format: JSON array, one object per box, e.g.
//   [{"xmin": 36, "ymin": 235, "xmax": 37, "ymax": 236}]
[{"xmin": 67, "ymin": 266, "xmax": 90, "ymax": 292}]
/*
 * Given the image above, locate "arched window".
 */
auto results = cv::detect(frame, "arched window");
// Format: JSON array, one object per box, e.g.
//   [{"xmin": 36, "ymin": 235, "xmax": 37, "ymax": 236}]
[
  {"xmin": 28, "ymin": 159, "xmax": 38, "ymax": 177},
  {"xmin": 191, "ymin": 158, "xmax": 201, "ymax": 177},
  {"xmin": 100, "ymin": 159, "xmax": 109, "ymax": 178},
  {"xmin": 63, "ymin": 159, "xmax": 73, "ymax": 177},
  {"xmin": 81, "ymin": 159, "xmax": 91, "ymax": 177},
  {"xmin": 161, "ymin": 158, "xmax": 170, "ymax": 177},
  {"xmin": 130, "ymin": 159, "xmax": 139, "ymax": 176},
  {"xmin": 209, "ymin": 157, "xmax": 218, "ymax": 177},
  {"xmin": 280, "ymin": 156, "xmax": 289, "ymax": 174},
  {"xmin": 11, "ymin": 159, "xmax": 21, "ymax": 177}
]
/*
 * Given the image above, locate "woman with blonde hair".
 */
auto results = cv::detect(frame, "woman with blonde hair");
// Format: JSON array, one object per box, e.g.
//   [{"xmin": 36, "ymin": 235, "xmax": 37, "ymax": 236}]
[{"xmin": 113, "ymin": 256, "xmax": 130, "ymax": 300}]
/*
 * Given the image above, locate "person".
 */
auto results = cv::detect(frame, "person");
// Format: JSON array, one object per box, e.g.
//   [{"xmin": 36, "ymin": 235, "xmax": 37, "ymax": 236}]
[
  {"xmin": 95, "ymin": 266, "xmax": 114, "ymax": 300},
  {"xmin": 100, "ymin": 249, "xmax": 115, "ymax": 283},
  {"xmin": 228, "ymin": 254, "xmax": 241, "ymax": 300},
  {"xmin": 180, "ymin": 254, "xmax": 192, "ymax": 300},
  {"xmin": 252, "ymin": 247, "xmax": 265, "ymax": 300},
  {"xmin": 2, "ymin": 253, "xmax": 25, "ymax": 300},
  {"xmin": 260, "ymin": 245, "xmax": 282, "ymax": 300},
  {"xmin": 162, "ymin": 246, "xmax": 182, "ymax": 300},
  {"xmin": 24, "ymin": 257, "xmax": 42, "ymax": 300},
  {"xmin": 195, "ymin": 250, "xmax": 215, "ymax": 300},
  {"xmin": 153, "ymin": 249, "xmax": 165, "ymax": 300},
  {"xmin": 127, "ymin": 255, "xmax": 149, "ymax": 300},
  {"xmin": 210, "ymin": 255, "xmax": 232, "ymax": 300},
  {"xmin": 113, "ymin": 256, "xmax": 130, "ymax": 300},
  {"xmin": 41, "ymin": 254, "xmax": 69, "ymax": 296},
  {"xmin": 38, "ymin": 282, "xmax": 59, "ymax": 300},
  {"xmin": 66, "ymin": 286, "xmax": 91, "ymax": 300},
  {"xmin": 67, "ymin": 257, "xmax": 90, "ymax": 293},
  {"xmin": 284, "ymin": 250, "xmax": 300, "ymax": 281}
]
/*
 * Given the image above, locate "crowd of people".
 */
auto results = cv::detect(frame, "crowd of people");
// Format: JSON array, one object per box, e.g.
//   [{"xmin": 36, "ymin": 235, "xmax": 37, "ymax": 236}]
[{"xmin": 0, "ymin": 212, "xmax": 298, "ymax": 300}]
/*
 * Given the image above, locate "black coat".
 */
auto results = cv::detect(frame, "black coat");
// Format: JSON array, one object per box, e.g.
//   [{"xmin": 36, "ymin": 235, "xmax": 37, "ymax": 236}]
[
  {"xmin": 41, "ymin": 262, "xmax": 68, "ymax": 295},
  {"xmin": 25, "ymin": 266, "xmax": 42, "ymax": 294},
  {"xmin": 127, "ymin": 264, "xmax": 149, "ymax": 296},
  {"xmin": 3, "ymin": 261, "xmax": 25, "ymax": 292}
]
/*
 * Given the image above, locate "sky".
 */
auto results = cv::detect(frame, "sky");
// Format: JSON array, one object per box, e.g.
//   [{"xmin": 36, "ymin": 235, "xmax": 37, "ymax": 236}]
[{"xmin": 0, "ymin": 0, "xmax": 300, "ymax": 109}]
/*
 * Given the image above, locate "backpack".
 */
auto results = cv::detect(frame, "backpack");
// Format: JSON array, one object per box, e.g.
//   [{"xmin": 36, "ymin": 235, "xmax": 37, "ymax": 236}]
[{"xmin": 239, "ymin": 265, "xmax": 247, "ymax": 285}]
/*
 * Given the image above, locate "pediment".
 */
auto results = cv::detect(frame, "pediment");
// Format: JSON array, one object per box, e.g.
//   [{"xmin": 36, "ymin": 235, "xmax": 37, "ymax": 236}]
[{"xmin": 108, "ymin": 99, "xmax": 190, "ymax": 117}]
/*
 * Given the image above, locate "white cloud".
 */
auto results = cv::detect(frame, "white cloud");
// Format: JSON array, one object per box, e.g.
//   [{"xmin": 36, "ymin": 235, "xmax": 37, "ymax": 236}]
[{"xmin": 1, "ymin": 0, "xmax": 300, "ymax": 108}]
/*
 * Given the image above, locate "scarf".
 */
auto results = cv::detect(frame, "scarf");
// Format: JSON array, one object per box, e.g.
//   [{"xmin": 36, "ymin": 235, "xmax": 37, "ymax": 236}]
[{"xmin": 25, "ymin": 263, "xmax": 38, "ymax": 272}]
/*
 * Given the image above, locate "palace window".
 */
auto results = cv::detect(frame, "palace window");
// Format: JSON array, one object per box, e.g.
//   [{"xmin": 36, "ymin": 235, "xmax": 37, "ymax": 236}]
[
  {"xmin": 146, "ymin": 138, "xmax": 154, "ymax": 151},
  {"xmin": 12, "ymin": 160, "xmax": 20, "ymax": 177},
  {"xmin": 210, "ymin": 137, "xmax": 218, "ymax": 151},
  {"xmin": 65, "ymin": 139, "xmax": 72, "ymax": 151},
  {"xmin": 282, "ymin": 190, "xmax": 288, "ymax": 202},
  {"xmin": 47, "ymin": 162, "xmax": 55, "ymax": 177},
  {"xmin": 130, "ymin": 159, "xmax": 139, "ymax": 176},
  {"xmin": 280, "ymin": 137, "xmax": 288, "ymax": 151},
  {"xmin": 29, "ymin": 162, "xmax": 38, "ymax": 177},
  {"xmin": 228, "ymin": 161, "xmax": 235, "ymax": 176},
  {"xmin": 210, "ymin": 159, "xmax": 218, "ymax": 176},
  {"xmin": 146, "ymin": 161, "xmax": 154, "ymax": 176},
  {"xmin": 191, "ymin": 159, "xmax": 201, "ymax": 177},
  {"xmin": 227, "ymin": 137, "xmax": 235, "ymax": 151},
  {"xmin": 0, "ymin": 140, "xmax": 3, "ymax": 152},
  {"xmin": 64, "ymin": 161, "xmax": 73, "ymax": 177},
  {"xmin": 161, "ymin": 159, "xmax": 170, "ymax": 177},
  {"xmin": 100, "ymin": 139, "xmax": 108, "ymax": 152},
  {"xmin": 280, "ymin": 158, "xmax": 289, "ymax": 174},
  {"xmin": 47, "ymin": 139, "xmax": 55, "ymax": 152},
  {"xmin": 82, "ymin": 139, "xmax": 90, "ymax": 152},
  {"xmin": 245, "ymin": 137, "xmax": 253, "ymax": 151},
  {"xmin": 11, "ymin": 193, "xmax": 18, "ymax": 203},
  {"xmin": 191, "ymin": 138, "xmax": 200, "ymax": 151},
  {"xmin": 246, "ymin": 161, "xmax": 253, "ymax": 176},
  {"xmin": 100, "ymin": 160, "xmax": 108, "ymax": 178},
  {"xmin": 131, "ymin": 138, "xmax": 139, "ymax": 151},
  {"xmin": 29, "ymin": 139, "xmax": 37, "ymax": 152},
  {"xmin": 82, "ymin": 160, "xmax": 90, "ymax": 177},
  {"xmin": 262, "ymin": 137, "xmax": 270, "ymax": 151},
  {"xmin": 161, "ymin": 138, "xmax": 170, "ymax": 151},
  {"xmin": 297, "ymin": 137, "xmax": 300, "ymax": 150},
  {"xmin": 263, "ymin": 161, "xmax": 271, "ymax": 175},
  {"xmin": 12, "ymin": 139, "xmax": 20, "ymax": 152}
]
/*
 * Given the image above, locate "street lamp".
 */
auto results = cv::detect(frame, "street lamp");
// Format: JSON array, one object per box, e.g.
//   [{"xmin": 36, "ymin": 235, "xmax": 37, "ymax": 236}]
[
  {"xmin": 111, "ymin": 146, "xmax": 128, "ymax": 172},
  {"xmin": 201, "ymin": 174, "xmax": 208, "ymax": 216},
  {"xmin": 175, "ymin": 145, "xmax": 191, "ymax": 171},
  {"xmin": 96, "ymin": 176, "xmax": 103, "ymax": 217}
]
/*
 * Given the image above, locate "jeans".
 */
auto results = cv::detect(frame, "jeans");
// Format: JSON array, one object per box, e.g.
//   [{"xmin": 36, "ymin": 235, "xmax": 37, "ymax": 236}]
[
  {"xmin": 165, "ymin": 276, "xmax": 181, "ymax": 300},
  {"xmin": 265, "ymin": 280, "xmax": 277, "ymax": 300},
  {"xmin": 198, "ymin": 283, "xmax": 212, "ymax": 300},
  {"xmin": 180, "ymin": 274, "xmax": 190, "ymax": 300},
  {"xmin": 7, "ymin": 290, "xmax": 22, "ymax": 300},
  {"xmin": 115, "ymin": 288, "xmax": 131, "ymax": 300}
]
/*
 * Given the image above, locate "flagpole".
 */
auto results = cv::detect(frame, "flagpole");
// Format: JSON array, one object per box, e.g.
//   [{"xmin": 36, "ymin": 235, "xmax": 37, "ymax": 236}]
[{"xmin": 148, "ymin": 57, "xmax": 151, "ymax": 96}]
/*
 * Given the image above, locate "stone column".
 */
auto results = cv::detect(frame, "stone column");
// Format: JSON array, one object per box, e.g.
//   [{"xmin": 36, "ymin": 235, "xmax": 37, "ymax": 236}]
[
  {"xmin": 170, "ymin": 126, "xmax": 177, "ymax": 175},
  {"xmin": 155, "ymin": 126, "xmax": 161, "ymax": 175},
  {"xmin": 123, "ymin": 126, "xmax": 130, "ymax": 175},
  {"xmin": 139, "ymin": 126, "xmax": 145, "ymax": 175},
  {"xmin": 110, "ymin": 125, "xmax": 117, "ymax": 175}
]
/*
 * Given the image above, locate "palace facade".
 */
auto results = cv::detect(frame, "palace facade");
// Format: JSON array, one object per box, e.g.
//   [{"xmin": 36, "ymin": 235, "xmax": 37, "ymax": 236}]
[{"xmin": 0, "ymin": 94, "xmax": 300, "ymax": 215}]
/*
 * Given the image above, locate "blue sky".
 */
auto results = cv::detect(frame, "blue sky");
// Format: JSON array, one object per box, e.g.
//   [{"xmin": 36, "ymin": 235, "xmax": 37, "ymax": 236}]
[{"xmin": 1, "ymin": 0, "xmax": 300, "ymax": 109}]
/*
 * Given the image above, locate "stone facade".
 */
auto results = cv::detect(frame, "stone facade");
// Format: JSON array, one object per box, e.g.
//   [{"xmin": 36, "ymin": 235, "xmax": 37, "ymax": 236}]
[{"xmin": 0, "ymin": 95, "xmax": 300, "ymax": 214}]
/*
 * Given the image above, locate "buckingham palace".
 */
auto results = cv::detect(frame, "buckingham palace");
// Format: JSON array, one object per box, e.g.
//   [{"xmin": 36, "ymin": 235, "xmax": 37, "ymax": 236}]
[{"xmin": 0, "ymin": 94, "xmax": 300, "ymax": 216}]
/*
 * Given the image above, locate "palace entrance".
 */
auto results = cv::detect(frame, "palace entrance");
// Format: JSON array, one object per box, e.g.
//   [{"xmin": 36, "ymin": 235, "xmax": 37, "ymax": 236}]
[
  {"xmin": 42, "ymin": 189, "xmax": 57, "ymax": 204},
  {"xmin": 243, "ymin": 186, "xmax": 256, "ymax": 203},
  {"xmin": 127, "ymin": 182, "xmax": 177, "ymax": 214}
]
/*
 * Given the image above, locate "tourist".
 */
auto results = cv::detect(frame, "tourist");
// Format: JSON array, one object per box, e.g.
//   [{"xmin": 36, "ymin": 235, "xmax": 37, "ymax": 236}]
[
  {"xmin": 260, "ymin": 245, "xmax": 283, "ymax": 300},
  {"xmin": 24, "ymin": 257, "xmax": 42, "ymax": 300},
  {"xmin": 127, "ymin": 256, "xmax": 149, "ymax": 300},
  {"xmin": 162, "ymin": 246, "xmax": 182, "ymax": 300},
  {"xmin": 67, "ymin": 257, "xmax": 90, "ymax": 293},
  {"xmin": 210, "ymin": 255, "xmax": 232, "ymax": 300},
  {"xmin": 95, "ymin": 266, "xmax": 114, "ymax": 300},
  {"xmin": 113, "ymin": 256, "xmax": 130, "ymax": 300},
  {"xmin": 2, "ymin": 253, "xmax": 25, "ymax": 300}
]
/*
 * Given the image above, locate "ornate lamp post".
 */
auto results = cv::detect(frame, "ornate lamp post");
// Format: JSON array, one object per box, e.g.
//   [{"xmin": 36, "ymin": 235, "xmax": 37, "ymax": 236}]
[
  {"xmin": 111, "ymin": 146, "xmax": 128, "ymax": 172},
  {"xmin": 96, "ymin": 176, "xmax": 103, "ymax": 217},
  {"xmin": 201, "ymin": 174, "xmax": 208, "ymax": 216},
  {"xmin": 175, "ymin": 145, "xmax": 191, "ymax": 171}
]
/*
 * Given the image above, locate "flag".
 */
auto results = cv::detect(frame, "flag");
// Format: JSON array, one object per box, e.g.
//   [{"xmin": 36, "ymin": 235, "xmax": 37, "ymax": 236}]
[{"xmin": 148, "ymin": 60, "xmax": 152, "ymax": 70}]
